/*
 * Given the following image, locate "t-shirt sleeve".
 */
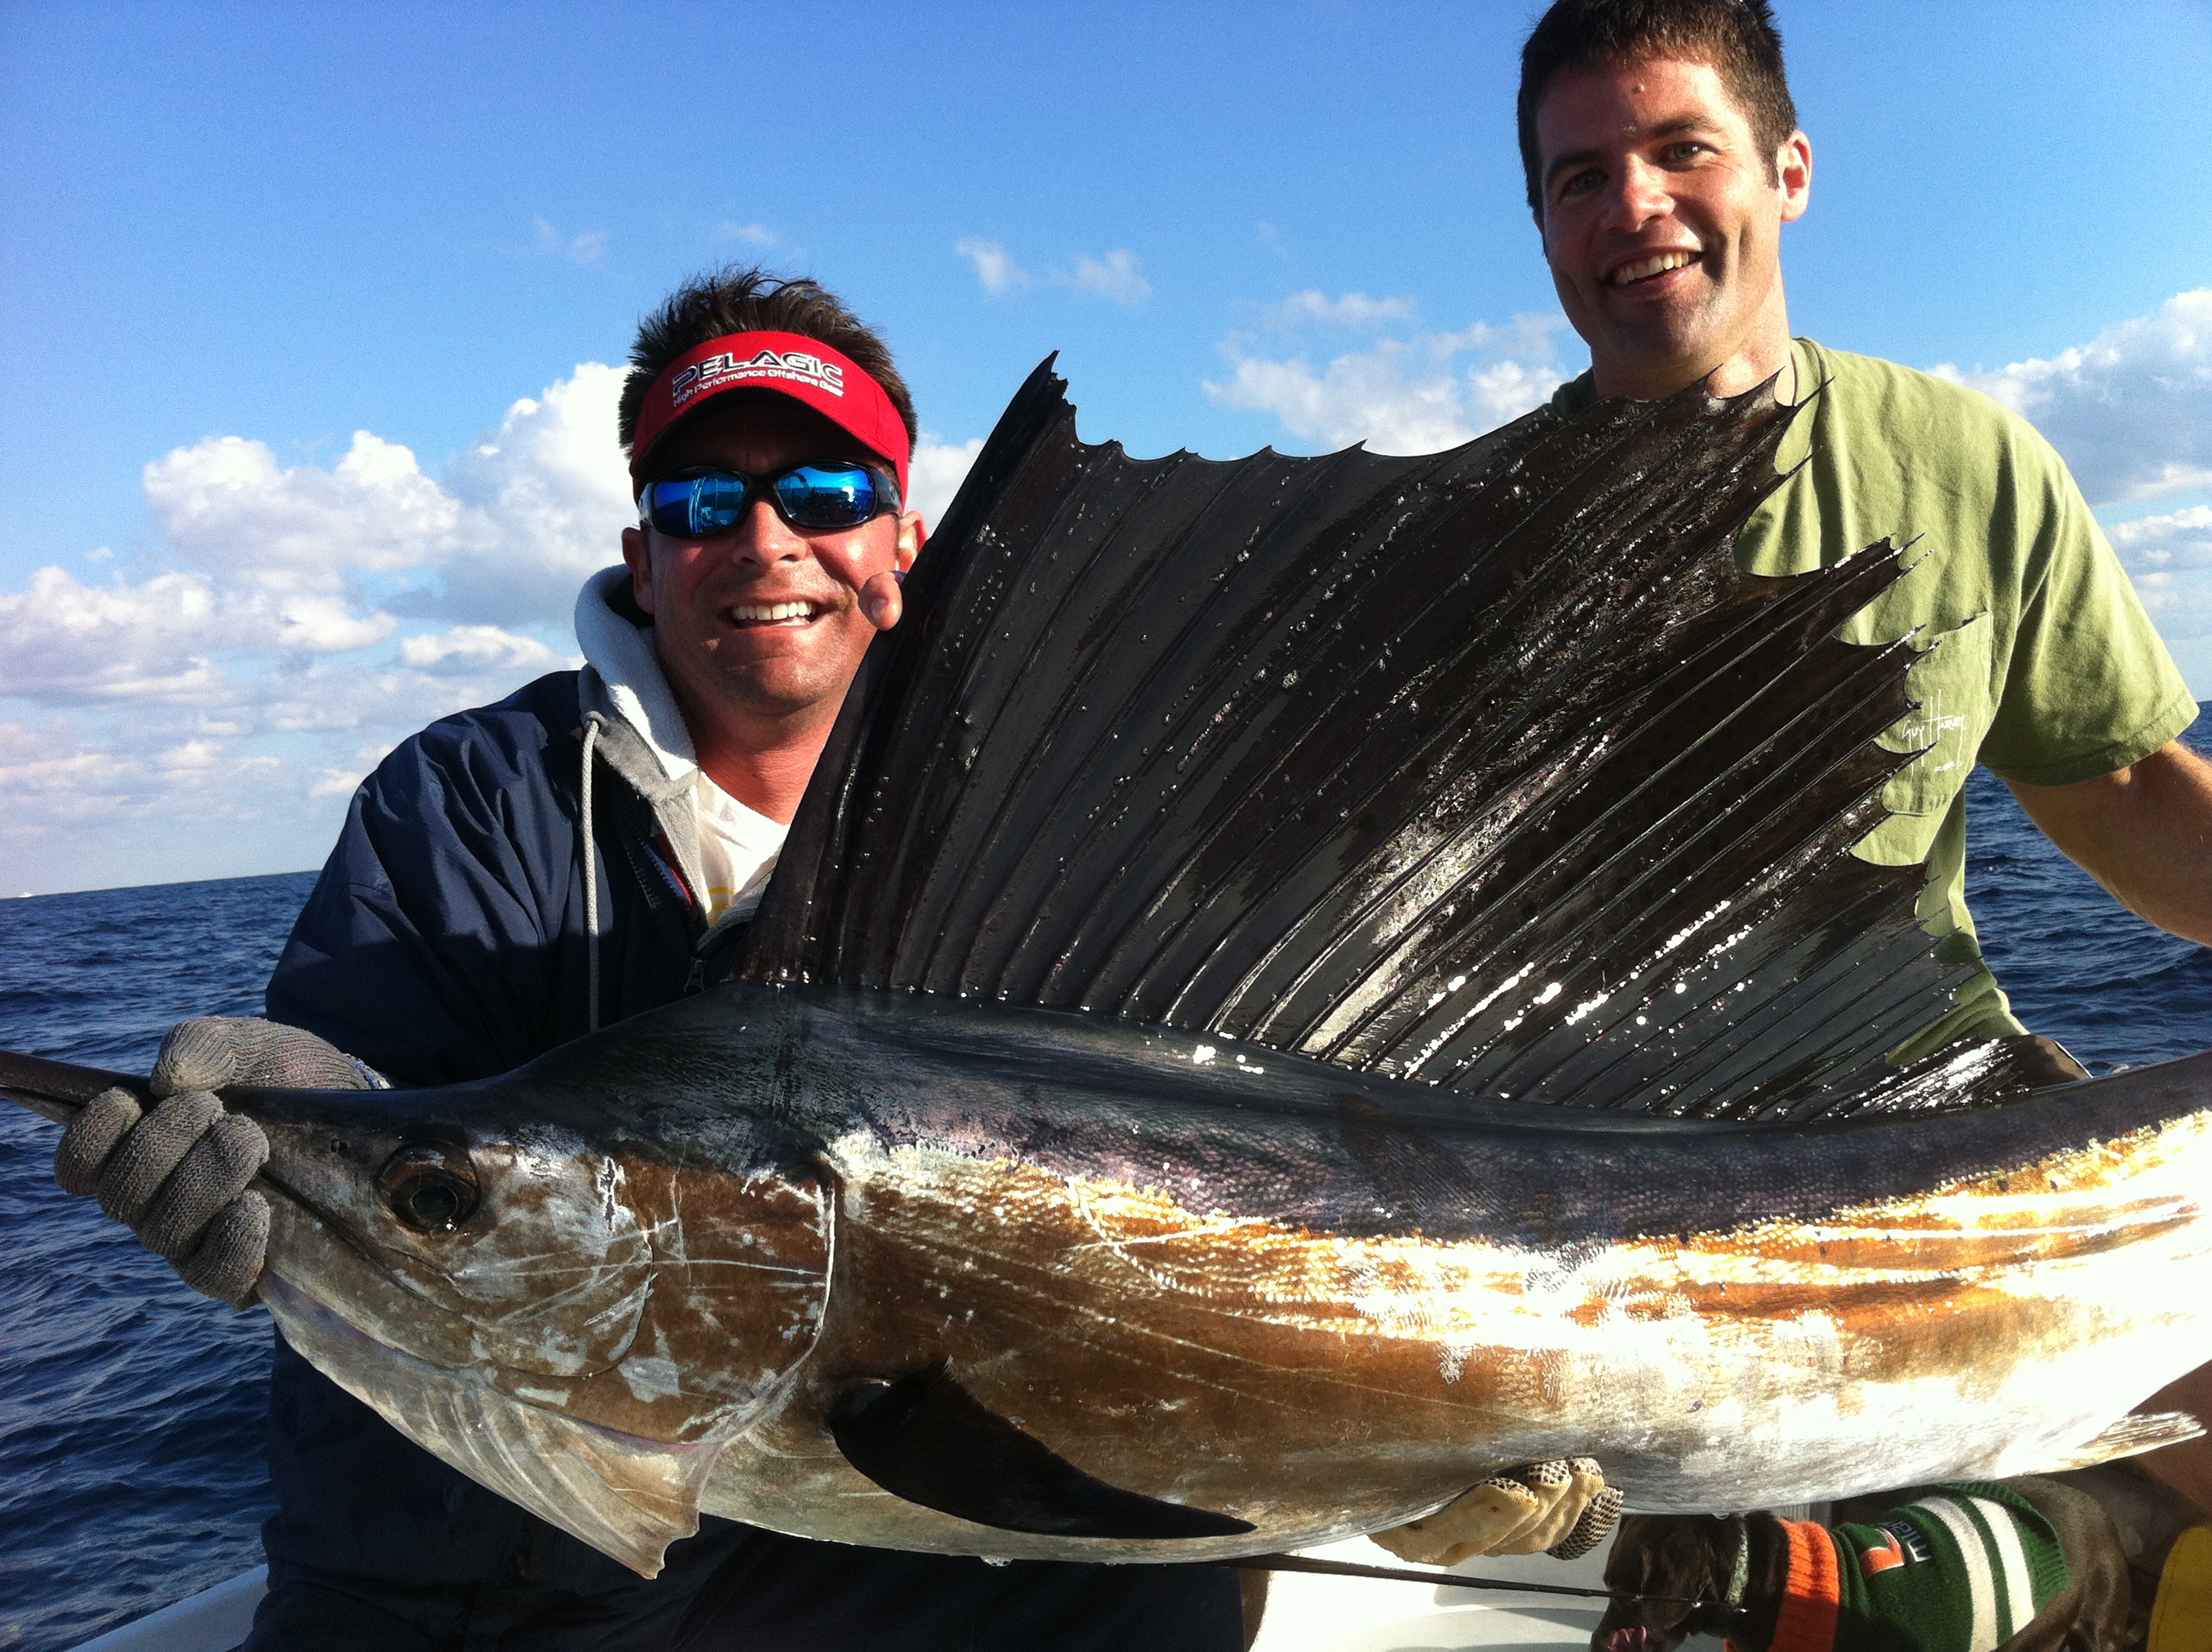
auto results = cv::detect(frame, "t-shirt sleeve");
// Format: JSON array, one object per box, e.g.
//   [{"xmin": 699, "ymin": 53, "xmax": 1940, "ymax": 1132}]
[{"xmin": 1976, "ymin": 422, "xmax": 2197, "ymax": 787}]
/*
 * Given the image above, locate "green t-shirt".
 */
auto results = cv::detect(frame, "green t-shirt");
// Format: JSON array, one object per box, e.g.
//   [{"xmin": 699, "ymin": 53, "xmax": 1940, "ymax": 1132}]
[{"xmin": 1550, "ymin": 339, "xmax": 2196, "ymax": 1060}]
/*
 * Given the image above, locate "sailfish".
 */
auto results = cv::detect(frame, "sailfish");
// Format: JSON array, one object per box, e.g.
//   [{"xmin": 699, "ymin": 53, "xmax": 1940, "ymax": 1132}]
[{"xmin": 5, "ymin": 361, "xmax": 2207, "ymax": 1577}]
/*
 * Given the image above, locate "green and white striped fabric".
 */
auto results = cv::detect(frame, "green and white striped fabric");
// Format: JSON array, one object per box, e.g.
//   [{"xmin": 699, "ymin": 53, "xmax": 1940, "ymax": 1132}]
[{"xmin": 1829, "ymin": 1481, "xmax": 2070, "ymax": 1651}]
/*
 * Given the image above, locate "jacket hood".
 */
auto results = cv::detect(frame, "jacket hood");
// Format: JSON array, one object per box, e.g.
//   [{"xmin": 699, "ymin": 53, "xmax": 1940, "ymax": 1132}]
[{"xmin": 575, "ymin": 567, "xmax": 696, "ymax": 787}]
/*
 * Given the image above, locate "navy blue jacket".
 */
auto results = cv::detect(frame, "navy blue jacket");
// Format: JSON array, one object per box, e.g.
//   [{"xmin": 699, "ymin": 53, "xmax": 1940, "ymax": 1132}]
[{"xmin": 253, "ymin": 671, "xmax": 1243, "ymax": 1651}]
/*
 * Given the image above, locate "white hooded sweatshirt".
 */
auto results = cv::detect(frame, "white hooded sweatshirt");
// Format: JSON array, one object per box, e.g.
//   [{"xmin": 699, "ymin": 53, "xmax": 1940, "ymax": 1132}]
[{"xmin": 573, "ymin": 567, "xmax": 785, "ymax": 925}]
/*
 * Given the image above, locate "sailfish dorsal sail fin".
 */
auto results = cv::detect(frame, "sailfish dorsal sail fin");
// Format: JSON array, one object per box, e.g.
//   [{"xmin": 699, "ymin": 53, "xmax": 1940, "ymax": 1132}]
[{"xmin": 741, "ymin": 358, "xmax": 1972, "ymax": 1121}]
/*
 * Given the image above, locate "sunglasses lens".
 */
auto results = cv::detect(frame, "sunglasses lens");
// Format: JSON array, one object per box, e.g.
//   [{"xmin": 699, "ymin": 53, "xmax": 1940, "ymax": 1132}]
[
  {"xmin": 644, "ymin": 472, "xmax": 750, "ymax": 538},
  {"xmin": 643, "ymin": 464, "xmax": 893, "ymax": 536},
  {"xmin": 773, "ymin": 465, "xmax": 881, "ymax": 529}
]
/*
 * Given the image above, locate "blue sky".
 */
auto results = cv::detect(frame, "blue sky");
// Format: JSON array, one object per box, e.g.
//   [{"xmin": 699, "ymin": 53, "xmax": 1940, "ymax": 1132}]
[{"xmin": 3, "ymin": 0, "xmax": 2209, "ymax": 894}]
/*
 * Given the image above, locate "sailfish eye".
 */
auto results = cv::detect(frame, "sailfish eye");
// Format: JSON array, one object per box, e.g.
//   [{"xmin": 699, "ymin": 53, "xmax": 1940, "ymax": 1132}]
[{"xmin": 378, "ymin": 1143, "xmax": 481, "ymax": 1233}]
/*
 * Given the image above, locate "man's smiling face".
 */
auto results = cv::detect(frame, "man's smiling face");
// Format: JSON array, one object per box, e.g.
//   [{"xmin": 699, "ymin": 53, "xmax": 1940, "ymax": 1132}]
[
  {"xmin": 621, "ymin": 399, "xmax": 918, "ymax": 744},
  {"xmin": 1535, "ymin": 56, "xmax": 1810, "ymax": 400}
]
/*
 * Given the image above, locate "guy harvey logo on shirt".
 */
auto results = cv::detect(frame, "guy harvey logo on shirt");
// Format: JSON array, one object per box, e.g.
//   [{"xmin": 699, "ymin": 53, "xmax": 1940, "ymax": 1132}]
[{"xmin": 669, "ymin": 347, "xmax": 846, "ymax": 407}]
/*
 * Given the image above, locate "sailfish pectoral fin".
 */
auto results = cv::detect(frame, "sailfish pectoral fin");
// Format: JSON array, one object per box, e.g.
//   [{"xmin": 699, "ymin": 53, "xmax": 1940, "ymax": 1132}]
[
  {"xmin": 2046, "ymin": 1410, "xmax": 2206, "ymax": 1470},
  {"xmin": 827, "ymin": 1361, "xmax": 1254, "ymax": 1539}
]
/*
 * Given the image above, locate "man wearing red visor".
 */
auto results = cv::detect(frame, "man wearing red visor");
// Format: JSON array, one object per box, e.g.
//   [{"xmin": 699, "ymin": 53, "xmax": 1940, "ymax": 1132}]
[{"xmin": 50, "ymin": 267, "xmax": 1250, "ymax": 1649}]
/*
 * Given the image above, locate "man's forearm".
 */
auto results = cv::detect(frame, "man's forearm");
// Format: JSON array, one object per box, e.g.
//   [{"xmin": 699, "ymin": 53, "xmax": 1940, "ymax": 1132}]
[{"xmin": 2008, "ymin": 739, "xmax": 2212, "ymax": 945}]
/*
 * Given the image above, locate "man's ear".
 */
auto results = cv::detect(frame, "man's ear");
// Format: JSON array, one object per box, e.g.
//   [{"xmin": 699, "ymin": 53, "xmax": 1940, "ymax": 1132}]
[
  {"xmin": 620, "ymin": 526, "xmax": 656, "ymax": 616},
  {"xmin": 1777, "ymin": 129, "xmax": 1813, "ymax": 223},
  {"xmin": 896, "ymin": 510, "xmax": 924, "ymax": 572}
]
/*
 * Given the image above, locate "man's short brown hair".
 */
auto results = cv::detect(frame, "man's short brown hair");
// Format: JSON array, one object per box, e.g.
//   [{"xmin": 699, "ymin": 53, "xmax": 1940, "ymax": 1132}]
[
  {"xmin": 619, "ymin": 265, "xmax": 917, "ymax": 462},
  {"xmin": 1516, "ymin": 0, "xmax": 1800, "ymax": 215}
]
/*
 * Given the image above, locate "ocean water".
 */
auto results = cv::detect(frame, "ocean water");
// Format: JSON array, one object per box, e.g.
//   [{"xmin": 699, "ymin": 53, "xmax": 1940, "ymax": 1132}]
[
  {"xmin": 0, "ymin": 872, "xmax": 314, "ymax": 1652},
  {"xmin": 3, "ymin": 739, "xmax": 2210, "ymax": 1650}
]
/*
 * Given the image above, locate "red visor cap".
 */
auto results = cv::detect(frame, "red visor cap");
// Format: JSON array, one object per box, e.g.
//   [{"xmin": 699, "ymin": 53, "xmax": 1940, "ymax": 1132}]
[{"xmin": 630, "ymin": 329, "xmax": 911, "ymax": 502}]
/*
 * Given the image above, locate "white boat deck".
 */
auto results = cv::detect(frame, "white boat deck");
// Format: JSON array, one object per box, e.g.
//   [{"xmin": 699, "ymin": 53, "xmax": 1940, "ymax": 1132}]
[
  {"xmin": 72, "ymin": 1570, "xmax": 265, "ymax": 1652},
  {"xmin": 1251, "ymin": 1539, "xmax": 1608, "ymax": 1651},
  {"xmin": 1249, "ymin": 1534, "xmax": 1726, "ymax": 1652}
]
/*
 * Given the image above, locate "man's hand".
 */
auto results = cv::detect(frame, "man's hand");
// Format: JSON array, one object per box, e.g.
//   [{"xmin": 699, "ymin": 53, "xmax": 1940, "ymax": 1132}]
[
  {"xmin": 52, "ymin": 1017, "xmax": 379, "ymax": 1307},
  {"xmin": 860, "ymin": 567, "xmax": 905, "ymax": 632},
  {"xmin": 2008, "ymin": 738, "xmax": 2212, "ymax": 945},
  {"xmin": 1369, "ymin": 1459, "xmax": 1624, "ymax": 1564}
]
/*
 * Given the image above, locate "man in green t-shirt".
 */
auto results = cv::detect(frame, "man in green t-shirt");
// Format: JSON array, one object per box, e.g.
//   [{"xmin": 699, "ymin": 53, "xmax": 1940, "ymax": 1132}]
[{"xmin": 1514, "ymin": 0, "xmax": 2212, "ymax": 1523}]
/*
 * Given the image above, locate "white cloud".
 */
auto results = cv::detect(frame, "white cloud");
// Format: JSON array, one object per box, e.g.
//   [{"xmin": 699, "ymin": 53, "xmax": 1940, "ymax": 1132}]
[
  {"xmin": 0, "ymin": 365, "xmax": 638, "ymax": 881},
  {"xmin": 2107, "ymin": 503, "xmax": 2212, "ymax": 643},
  {"xmin": 0, "ymin": 563, "xmax": 365, "ymax": 704},
  {"xmin": 909, "ymin": 436, "xmax": 986, "ymax": 529},
  {"xmin": 716, "ymin": 221, "xmax": 777, "ymax": 247},
  {"xmin": 154, "ymin": 739, "xmax": 282, "ymax": 794},
  {"xmin": 397, "ymin": 625, "xmax": 573, "ymax": 675},
  {"xmin": 276, "ymin": 596, "xmax": 397, "ymax": 653},
  {"xmin": 1932, "ymin": 289, "xmax": 2212, "ymax": 507},
  {"xmin": 0, "ymin": 566, "xmax": 218, "ymax": 701},
  {"xmin": 955, "ymin": 238, "xmax": 1031, "ymax": 295},
  {"xmin": 1264, "ymin": 290, "xmax": 1418, "ymax": 329},
  {"xmin": 2111, "ymin": 504, "xmax": 2212, "ymax": 573},
  {"xmin": 145, "ymin": 431, "xmax": 459, "ymax": 588},
  {"xmin": 1207, "ymin": 311, "xmax": 1575, "ymax": 453},
  {"xmin": 132, "ymin": 364, "xmax": 632, "ymax": 631},
  {"xmin": 0, "ymin": 718, "xmax": 285, "ymax": 843},
  {"xmin": 1061, "ymin": 249, "xmax": 1150, "ymax": 307},
  {"xmin": 434, "ymin": 364, "xmax": 637, "ymax": 625},
  {"xmin": 309, "ymin": 742, "xmax": 393, "ymax": 800},
  {"xmin": 0, "ymin": 718, "xmax": 128, "ymax": 814},
  {"xmin": 954, "ymin": 241, "xmax": 1152, "ymax": 308},
  {"xmin": 533, "ymin": 216, "xmax": 608, "ymax": 266}
]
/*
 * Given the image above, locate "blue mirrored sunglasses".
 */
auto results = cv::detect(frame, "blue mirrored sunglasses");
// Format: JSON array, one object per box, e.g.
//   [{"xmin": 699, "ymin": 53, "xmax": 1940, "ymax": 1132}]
[{"xmin": 637, "ymin": 462, "xmax": 900, "ymax": 538}]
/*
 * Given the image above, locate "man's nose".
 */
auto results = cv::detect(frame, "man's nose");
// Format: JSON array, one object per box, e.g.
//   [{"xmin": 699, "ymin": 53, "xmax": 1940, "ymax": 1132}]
[
  {"xmin": 1602, "ymin": 155, "xmax": 1674, "ymax": 230},
  {"xmin": 725, "ymin": 497, "xmax": 806, "ymax": 565}
]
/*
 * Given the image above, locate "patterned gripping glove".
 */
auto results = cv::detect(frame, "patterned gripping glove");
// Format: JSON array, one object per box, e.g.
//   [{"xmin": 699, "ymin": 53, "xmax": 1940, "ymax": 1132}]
[
  {"xmin": 1369, "ymin": 1458, "xmax": 1625, "ymax": 1565},
  {"xmin": 53, "ymin": 1017, "xmax": 381, "ymax": 1307}
]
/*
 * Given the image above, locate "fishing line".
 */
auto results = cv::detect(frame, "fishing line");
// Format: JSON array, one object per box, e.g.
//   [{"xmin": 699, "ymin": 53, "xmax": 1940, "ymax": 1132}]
[{"xmin": 1217, "ymin": 1552, "xmax": 1733, "ymax": 1614}]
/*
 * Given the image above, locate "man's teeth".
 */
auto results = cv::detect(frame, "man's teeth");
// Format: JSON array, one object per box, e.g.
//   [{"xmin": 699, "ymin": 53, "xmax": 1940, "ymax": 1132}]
[
  {"xmin": 731, "ymin": 602, "xmax": 815, "ymax": 623},
  {"xmin": 1613, "ymin": 251, "xmax": 1697, "ymax": 284}
]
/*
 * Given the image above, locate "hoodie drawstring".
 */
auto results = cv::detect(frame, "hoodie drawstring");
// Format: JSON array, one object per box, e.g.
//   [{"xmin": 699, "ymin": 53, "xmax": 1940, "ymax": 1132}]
[{"xmin": 580, "ymin": 712, "xmax": 605, "ymax": 1032}]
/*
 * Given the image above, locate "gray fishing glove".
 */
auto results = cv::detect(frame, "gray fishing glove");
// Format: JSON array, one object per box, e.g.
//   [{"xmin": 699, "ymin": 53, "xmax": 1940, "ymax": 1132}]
[
  {"xmin": 52, "ymin": 1017, "xmax": 381, "ymax": 1307},
  {"xmin": 1369, "ymin": 1457, "xmax": 1624, "ymax": 1564}
]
